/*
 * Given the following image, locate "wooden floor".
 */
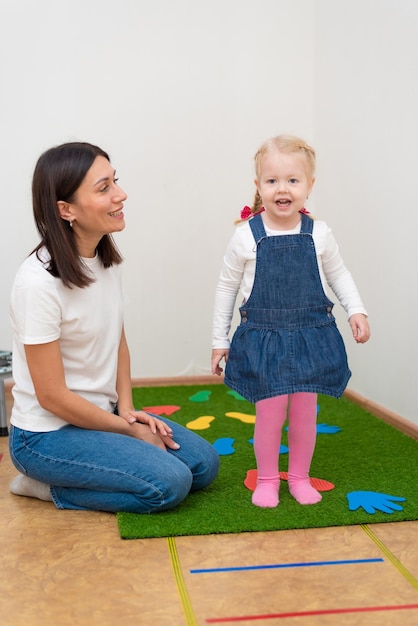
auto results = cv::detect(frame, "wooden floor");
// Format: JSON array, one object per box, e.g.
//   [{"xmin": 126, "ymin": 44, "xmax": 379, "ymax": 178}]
[{"xmin": 1, "ymin": 385, "xmax": 418, "ymax": 626}]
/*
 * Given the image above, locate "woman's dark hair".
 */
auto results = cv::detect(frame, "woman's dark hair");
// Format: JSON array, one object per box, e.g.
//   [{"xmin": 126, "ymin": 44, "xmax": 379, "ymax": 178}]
[{"xmin": 32, "ymin": 141, "xmax": 123, "ymax": 288}]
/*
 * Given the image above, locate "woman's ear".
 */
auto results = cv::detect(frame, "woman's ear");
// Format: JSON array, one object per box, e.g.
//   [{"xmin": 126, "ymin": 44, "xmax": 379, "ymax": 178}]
[{"xmin": 57, "ymin": 201, "xmax": 73, "ymax": 222}]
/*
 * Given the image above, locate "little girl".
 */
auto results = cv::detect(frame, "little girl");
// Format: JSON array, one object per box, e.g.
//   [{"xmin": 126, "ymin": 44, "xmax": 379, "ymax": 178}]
[{"xmin": 211, "ymin": 134, "xmax": 370, "ymax": 508}]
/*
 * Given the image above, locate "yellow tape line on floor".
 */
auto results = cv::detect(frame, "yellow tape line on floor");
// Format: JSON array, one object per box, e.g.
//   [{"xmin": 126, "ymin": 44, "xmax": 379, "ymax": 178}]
[
  {"xmin": 167, "ymin": 536, "xmax": 197, "ymax": 626},
  {"xmin": 361, "ymin": 524, "xmax": 418, "ymax": 591}
]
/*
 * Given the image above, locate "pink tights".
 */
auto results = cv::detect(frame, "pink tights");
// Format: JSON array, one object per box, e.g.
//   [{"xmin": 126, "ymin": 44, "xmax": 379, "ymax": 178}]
[{"xmin": 252, "ymin": 392, "xmax": 322, "ymax": 508}]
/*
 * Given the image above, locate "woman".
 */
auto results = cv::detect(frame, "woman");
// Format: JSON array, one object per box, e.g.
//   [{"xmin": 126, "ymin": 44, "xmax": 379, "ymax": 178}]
[{"xmin": 9, "ymin": 141, "xmax": 219, "ymax": 512}]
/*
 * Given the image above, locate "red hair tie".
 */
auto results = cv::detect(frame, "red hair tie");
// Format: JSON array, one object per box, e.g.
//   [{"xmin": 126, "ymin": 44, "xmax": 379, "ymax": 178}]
[
  {"xmin": 240, "ymin": 206, "xmax": 310, "ymax": 219},
  {"xmin": 240, "ymin": 206, "xmax": 265, "ymax": 220}
]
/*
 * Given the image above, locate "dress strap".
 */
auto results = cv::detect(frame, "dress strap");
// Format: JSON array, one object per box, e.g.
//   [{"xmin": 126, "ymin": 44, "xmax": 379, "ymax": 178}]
[
  {"xmin": 249, "ymin": 213, "xmax": 267, "ymax": 244},
  {"xmin": 300, "ymin": 212, "xmax": 314, "ymax": 234},
  {"xmin": 249, "ymin": 211, "xmax": 314, "ymax": 241}
]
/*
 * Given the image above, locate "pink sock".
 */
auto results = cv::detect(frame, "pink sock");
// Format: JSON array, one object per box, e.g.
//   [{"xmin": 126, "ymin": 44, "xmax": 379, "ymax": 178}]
[
  {"xmin": 287, "ymin": 393, "xmax": 322, "ymax": 505},
  {"xmin": 252, "ymin": 395, "xmax": 288, "ymax": 508}
]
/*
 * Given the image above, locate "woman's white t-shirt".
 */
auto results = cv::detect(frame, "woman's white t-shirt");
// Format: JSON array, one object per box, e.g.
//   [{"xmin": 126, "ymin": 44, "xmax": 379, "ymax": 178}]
[{"xmin": 10, "ymin": 249, "xmax": 125, "ymax": 432}]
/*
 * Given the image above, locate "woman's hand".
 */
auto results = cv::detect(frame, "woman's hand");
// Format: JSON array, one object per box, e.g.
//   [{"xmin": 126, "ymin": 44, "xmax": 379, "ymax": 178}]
[
  {"xmin": 211, "ymin": 348, "xmax": 229, "ymax": 375},
  {"xmin": 119, "ymin": 409, "xmax": 180, "ymax": 451},
  {"xmin": 349, "ymin": 313, "xmax": 371, "ymax": 344}
]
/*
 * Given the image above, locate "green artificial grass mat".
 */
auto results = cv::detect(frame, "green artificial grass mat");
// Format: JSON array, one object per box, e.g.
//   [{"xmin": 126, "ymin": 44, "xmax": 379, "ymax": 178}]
[{"xmin": 117, "ymin": 384, "xmax": 418, "ymax": 539}]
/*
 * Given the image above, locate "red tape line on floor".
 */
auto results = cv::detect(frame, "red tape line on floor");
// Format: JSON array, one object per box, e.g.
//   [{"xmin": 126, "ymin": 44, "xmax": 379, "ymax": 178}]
[{"xmin": 206, "ymin": 604, "xmax": 418, "ymax": 623}]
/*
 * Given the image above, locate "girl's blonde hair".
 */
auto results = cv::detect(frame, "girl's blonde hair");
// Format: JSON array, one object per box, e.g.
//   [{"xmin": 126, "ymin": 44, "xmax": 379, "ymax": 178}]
[{"xmin": 237, "ymin": 134, "xmax": 316, "ymax": 223}]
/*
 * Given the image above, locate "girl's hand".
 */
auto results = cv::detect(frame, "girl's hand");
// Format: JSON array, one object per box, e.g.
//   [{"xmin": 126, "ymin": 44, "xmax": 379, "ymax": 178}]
[
  {"xmin": 211, "ymin": 348, "xmax": 229, "ymax": 375},
  {"xmin": 119, "ymin": 410, "xmax": 180, "ymax": 451},
  {"xmin": 349, "ymin": 314, "xmax": 371, "ymax": 344}
]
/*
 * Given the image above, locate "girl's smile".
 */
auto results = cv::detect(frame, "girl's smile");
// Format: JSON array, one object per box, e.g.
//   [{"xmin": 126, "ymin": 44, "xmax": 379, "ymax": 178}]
[{"xmin": 255, "ymin": 149, "xmax": 315, "ymax": 230}]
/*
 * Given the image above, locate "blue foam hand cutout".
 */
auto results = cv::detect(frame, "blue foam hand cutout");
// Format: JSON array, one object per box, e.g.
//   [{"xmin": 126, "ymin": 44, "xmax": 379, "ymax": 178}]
[
  {"xmin": 316, "ymin": 423, "xmax": 342, "ymax": 434},
  {"xmin": 347, "ymin": 491, "xmax": 406, "ymax": 514}
]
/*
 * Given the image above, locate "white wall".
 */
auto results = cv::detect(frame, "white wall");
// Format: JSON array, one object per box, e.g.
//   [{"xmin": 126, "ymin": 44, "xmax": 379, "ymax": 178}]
[
  {"xmin": 1, "ymin": 1, "xmax": 417, "ymax": 425},
  {"xmin": 313, "ymin": 0, "xmax": 418, "ymax": 424},
  {"xmin": 0, "ymin": 0, "xmax": 314, "ymax": 372}
]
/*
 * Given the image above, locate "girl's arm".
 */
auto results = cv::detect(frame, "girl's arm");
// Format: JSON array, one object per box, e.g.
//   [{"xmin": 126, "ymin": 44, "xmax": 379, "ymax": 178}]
[
  {"xmin": 211, "ymin": 257, "xmax": 242, "ymax": 375},
  {"xmin": 211, "ymin": 226, "xmax": 250, "ymax": 374},
  {"xmin": 211, "ymin": 348, "xmax": 229, "ymax": 376},
  {"xmin": 348, "ymin": 313, "xmax": 371, "ymax": 344},
  {"xmin": 212, "ymin": 228, "xmax": 249, "ymax": 347},
  {"xmin": 320, "ymin": 226, "xmax": 370, "ymax": 344}
]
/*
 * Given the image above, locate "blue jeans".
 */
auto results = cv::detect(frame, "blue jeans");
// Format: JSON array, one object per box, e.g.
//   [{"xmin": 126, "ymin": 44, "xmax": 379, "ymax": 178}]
[{"xmin": 9, "ymin": 418, "xmax": 220, "ymax": 513}]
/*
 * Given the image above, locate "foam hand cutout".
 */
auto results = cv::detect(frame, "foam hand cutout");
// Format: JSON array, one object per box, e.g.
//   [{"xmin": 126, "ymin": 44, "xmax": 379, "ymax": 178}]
[{"xmin": 347, "ymin": 491, "xmax": 406, "ymax": 514}]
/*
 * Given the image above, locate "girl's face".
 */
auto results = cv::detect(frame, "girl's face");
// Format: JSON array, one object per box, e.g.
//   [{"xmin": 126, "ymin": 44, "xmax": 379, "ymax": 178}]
[
  {"xmin": 255, "ymin": 149, "xmax": 315, "ymax": 230},
  {"xmin": 59, "ymin": 156, "xmax": 127, "ymax": 255}
]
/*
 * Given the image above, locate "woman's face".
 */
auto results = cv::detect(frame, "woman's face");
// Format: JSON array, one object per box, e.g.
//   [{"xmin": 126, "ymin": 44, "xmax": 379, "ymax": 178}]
[{"xmin": 65, "ymin": 155, "xmax": 127, "ymax": 241}]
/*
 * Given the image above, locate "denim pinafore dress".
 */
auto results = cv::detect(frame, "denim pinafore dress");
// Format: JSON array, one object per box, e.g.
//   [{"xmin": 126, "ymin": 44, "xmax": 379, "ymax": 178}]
[{"xmin": 224, "ymin": 213, "xmax": 351, "ymax": 403}]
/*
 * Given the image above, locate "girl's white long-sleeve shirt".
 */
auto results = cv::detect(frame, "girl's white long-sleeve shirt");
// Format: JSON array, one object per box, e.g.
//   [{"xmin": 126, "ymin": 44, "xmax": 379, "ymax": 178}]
[{"xmin": 212, "ymin": 217, "xmax": 368, "ymax": 349}]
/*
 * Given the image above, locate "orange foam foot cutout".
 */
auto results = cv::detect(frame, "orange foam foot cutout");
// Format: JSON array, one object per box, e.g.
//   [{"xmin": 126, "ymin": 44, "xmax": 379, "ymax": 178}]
[{"xmin": 244, "ymin": 469, "xmax": 335, "ymax": 492}]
